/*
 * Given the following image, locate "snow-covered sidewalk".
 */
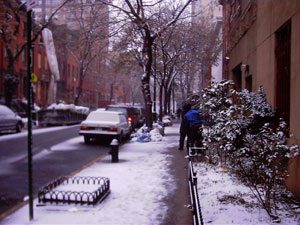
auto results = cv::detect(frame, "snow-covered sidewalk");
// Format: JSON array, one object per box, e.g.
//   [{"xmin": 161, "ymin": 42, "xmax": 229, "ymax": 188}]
[
  {"xmin": 0, "ymin": 126, "xmax": 178, "ymax": 225},
  {"xmin": 1, "ymin": 123, "xmax": 299, "ymax": 225},
  {"xmin": 194, "ymin": 162, "xmax": 300, "ymax": 225}
]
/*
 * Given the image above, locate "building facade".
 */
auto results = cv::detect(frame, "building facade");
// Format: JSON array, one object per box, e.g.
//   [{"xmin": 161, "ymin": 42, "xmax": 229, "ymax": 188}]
[
  {"xmin": 220, "ymin": 0, "xmax": 300, "ymax": 198},
  {"xmin": 191, "ymin": 0, "xmax": 223, "ymax": 92},
  {"xmin": 0, "ymin": 0, "xmax": 51, "ymax": 108}
]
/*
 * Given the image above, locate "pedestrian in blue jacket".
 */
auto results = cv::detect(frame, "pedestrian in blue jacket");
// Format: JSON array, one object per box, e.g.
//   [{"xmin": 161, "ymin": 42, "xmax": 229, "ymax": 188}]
[{"xmin": 184, "ymin": 103, "xmax": 203, "ymax": 149}]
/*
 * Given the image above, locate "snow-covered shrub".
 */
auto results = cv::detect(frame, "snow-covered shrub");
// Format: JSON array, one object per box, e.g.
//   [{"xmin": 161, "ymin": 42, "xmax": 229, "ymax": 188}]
[
  {"xmin": 198, "ymin": 80, "xmax": 300, "ymax": 220},
  {"xmin": 238, "ymin": 121, "xmax": 299, "ymax": 219}
]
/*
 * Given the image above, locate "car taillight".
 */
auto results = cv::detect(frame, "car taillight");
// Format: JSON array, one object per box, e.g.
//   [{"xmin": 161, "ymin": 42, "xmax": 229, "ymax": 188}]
[
  {"xmin": 139, "ymin": 115, "xmax": 143, "ymax": 120},
  {"xmin": 107, "ymin": 127, "xmax": 118, "ymax": 132},
  {"xmin": 80, "ymin": 126, "xmax": 90, "ymax": 130},
  {"xmin": 128, "ymin": 117, "xmax": 132, "ymax": 122}
]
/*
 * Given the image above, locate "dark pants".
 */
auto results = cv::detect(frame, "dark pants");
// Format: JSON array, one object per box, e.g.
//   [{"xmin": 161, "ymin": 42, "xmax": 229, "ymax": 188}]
[
  {"xmin": 187, "ymin": 124, "xmax": 202, "ymax": 148},
  {"xmin": 179, "ymin": 123, "xmax": 188, "ymax": 150}
]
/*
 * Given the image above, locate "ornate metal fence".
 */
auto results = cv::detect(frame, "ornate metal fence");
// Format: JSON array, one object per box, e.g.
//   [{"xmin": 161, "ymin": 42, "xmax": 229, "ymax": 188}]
[{"xmin": 38, "ymin": 176, "xmax": 110, "ymax": 205}]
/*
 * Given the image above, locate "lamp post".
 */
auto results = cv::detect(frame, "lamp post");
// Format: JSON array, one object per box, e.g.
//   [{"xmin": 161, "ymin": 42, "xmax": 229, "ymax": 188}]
[
  {"xmin": 25, "ymin": 0, "xmax": 38, "ymax": 220},
  {"xmin": 26, "ymin": 9, "xmax": 34, "ymax": 221}
]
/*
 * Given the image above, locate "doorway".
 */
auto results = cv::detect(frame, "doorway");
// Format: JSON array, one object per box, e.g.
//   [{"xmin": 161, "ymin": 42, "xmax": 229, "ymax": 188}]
[{"xmin": 275, "ymin": 21, "xmax": 291, "ymax": 127}]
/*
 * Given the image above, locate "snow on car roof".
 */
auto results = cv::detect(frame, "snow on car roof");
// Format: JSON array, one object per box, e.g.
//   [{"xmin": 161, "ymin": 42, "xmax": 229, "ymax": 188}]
[
  {"xmin": 86, "ymin": 111, "xmax": 124, "ymax": 121},
  {"xmin": 0, "ymin": 104, "xmax": 14, "ymax": 114}
]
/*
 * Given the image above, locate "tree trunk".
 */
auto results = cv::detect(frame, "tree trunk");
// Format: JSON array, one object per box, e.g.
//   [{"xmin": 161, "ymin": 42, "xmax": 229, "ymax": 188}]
[
  {"xmin": 141, "ymin": 32, "xmax": 154, "ymax": 129},
  {"xmin": 4, "ymin": 56, "xmax": 18, "ymax": 107},
  {"xmin": 109, "ymin": 83, "xmax": 114, "ymax": 104},
  {"xmin": 163, "ymin": 85, "xmax": 168, "ymax": 115},
  {"xmin": 167, "ymin": 87, "xmax": 172, "ymax": 114},
  {"xmin": 159, "ymin": 84, "xmax": 163, "ymax": 122},
  {"xmin": 74, "ymin": 70, "xmax": 84, "ymax": 105}
]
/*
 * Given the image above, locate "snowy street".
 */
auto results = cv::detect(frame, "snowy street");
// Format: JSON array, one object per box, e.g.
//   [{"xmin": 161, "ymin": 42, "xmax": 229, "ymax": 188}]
[
  {"xmin": 0, "ymin": 125, "xmax": 112, "ymax": 216},
  {"xmin": 0, "ymin": 122, "xmax": 299, "ymax": 224}
]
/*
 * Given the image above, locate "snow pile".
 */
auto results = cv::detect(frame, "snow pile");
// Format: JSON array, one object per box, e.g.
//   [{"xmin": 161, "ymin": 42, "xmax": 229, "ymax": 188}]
[
  {"xmin": 75, "ymin": 106, "xmax": 90, "ymax": 115},
  {"xmin": 21, "ymin": 98, "xmax": 41, "ymax": 111},
  {"xmin": 47, "ymin": 103, "xmax": 89, "ymax": 114},
  {"xmin": 149, "ymin": 127, "xmax": 164, "ymax": 142},
  {"xmin": 133, "ymin": 125, "xmax": 164, "ymax": 143},
  {"xmin": 194, "ymin": 162, "xmax": 300, "ymax": 225}
]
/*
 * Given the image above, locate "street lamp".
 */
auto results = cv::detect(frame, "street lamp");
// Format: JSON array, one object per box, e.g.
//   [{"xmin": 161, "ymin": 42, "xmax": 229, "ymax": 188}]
[{"xmin": 25, "ymin": 0, "xmax": 38, "ymax": 221}]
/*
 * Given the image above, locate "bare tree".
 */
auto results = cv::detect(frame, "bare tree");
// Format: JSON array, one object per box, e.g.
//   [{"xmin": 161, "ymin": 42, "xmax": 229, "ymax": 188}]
[
  {"xmin": 174, "ymin": 16, "xmax": 222, "ymax": 104},
  {"xmin": 62, "ymin": 0, "xmax": 109, "ymax": 105},
  {"xmin": 102, "ymin": 0, "xmax": 193, "ymax": 129},
  {"xmin": 152, "ymin": 15, "xmax": 221, "ymax": 119}
]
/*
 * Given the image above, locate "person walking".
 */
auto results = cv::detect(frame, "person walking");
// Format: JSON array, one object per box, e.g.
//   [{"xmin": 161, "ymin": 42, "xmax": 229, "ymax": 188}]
[
  {"xmin": 178, "ymin": 104, "xmax": 189, "ymax": 150},
  {"xmin": 184, "ymin": 103, "xmax": 204, "ymax": 151}
]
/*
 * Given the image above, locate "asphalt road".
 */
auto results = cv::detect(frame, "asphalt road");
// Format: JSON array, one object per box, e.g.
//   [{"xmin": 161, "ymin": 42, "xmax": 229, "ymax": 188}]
[{"xmin": 0, "ymin": 125, "xmax": 111, "ymax": 216}]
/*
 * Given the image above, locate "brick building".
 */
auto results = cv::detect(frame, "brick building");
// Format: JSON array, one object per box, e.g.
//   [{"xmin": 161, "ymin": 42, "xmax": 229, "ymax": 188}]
[
  {"xmin": 0, "ymin": 0, "xmax": 51, "ymax": 108},
  {"xmin": 220, "ymin": 0, "xmax": 300, "ymax": 198}
]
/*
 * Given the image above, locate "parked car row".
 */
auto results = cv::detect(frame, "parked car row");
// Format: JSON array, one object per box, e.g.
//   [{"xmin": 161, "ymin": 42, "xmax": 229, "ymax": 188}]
[
  {"xmin": 0, "ymin": 104, "xmax": 24, "ymax": 134},
  {"xmin": 105, "ymin": 105, "xmax": 145, "ymax": 130},
  {"xmin": 79, "ymin": 105, "xmax": 146, "ymax": 144},
  {"xmin": 79, "ymin": 110, "xmax": 131, "ymax": 144}
]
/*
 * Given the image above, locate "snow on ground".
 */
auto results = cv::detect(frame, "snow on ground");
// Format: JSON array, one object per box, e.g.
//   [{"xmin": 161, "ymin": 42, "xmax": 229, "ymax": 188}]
[
  {"xmin": 0, "ymin": 126, "xmax": 178, "ymax": 225},
  {"xmin": 1, "ymin": 123, "xmax": 299, "ymax": 224},
  {"xmin": 194, "ymin": 162, "xmax": 300, "ymax": 225}
]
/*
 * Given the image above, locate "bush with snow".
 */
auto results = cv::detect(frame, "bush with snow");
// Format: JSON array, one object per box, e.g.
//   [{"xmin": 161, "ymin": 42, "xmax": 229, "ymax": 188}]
[{"xmin": 198, "ymin": 80, "xmax": 300, "ymax": 220}]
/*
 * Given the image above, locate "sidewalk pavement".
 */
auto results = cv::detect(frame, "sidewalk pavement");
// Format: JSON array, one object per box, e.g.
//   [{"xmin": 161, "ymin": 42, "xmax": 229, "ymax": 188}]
[
  {"xmin": 0, "ymin": 121, "xmax": 193, "ymax": 225},
  {"xmin": 160, "ymin": 121, "xmax": 193, "ymax": 225}
]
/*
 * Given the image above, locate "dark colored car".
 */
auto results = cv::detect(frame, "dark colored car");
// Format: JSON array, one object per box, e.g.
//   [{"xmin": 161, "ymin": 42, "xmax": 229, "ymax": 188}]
[
  {"xmin": 105, "ymin": 105, "xmax": 140, "ymax": 130},
  {"xmin": 133, "ymin": 106, "xmax": 146, "ymax": 128},
  {"xmin": 0, "ymin": 104, "xmax": 24, "ymax": 134}
]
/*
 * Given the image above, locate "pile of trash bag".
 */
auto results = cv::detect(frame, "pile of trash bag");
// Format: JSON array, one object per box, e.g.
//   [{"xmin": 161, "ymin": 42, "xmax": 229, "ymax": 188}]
[{"xmin": 135, "ymin": 124, "xmax": 164, "ymax": 143}]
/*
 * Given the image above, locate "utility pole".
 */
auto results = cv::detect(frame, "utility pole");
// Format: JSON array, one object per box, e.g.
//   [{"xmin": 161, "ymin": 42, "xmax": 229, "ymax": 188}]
[
  {"xmin": 27, "ymin": 9, "xmax": 34, "ymax": 221},
  {"xmin": 25, "ymin": 0, "xmax": 38, "ymax": 220}
]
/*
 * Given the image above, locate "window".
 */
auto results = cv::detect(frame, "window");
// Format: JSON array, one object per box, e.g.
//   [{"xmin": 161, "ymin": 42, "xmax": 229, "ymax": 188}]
[
  {"xmin": 22, "ymin": 22, "xmax": 27, "ymax": 37},
  {"xmin": 45, "ymin": 56, "xmax": 48, "ymax": 70},
  {"xmin": 232, "ymin": 64, "xmax": 242, "ymax": 91},
  {"xmin": 38, "ymin": 53, "xmax": 42, "ymax": 69},
  {"xmin": 67, "ymin": 64, "xmax": 70, "ymax": 77},
  {"xmin": 22, "ymin": 47, "xmax": 26, "ymax": 63},
  {"xmin": 72, "ymin": 65, "xmax": 74, "ymax": 81},
  {"xmin": 4, "ymin": 47, "xmax": 7, "ymax": 58},
  {"xmin": 275, "ymin": 21, "xmax": 291, "ymax": 128}
]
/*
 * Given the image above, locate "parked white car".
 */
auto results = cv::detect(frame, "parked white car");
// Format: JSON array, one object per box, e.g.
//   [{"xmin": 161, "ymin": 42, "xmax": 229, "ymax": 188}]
[
  {"xmin": 79, "ymin": 111, "xmax": 131, "ymax": 144},
  {"xmin": 0, "ymin": 104, "xmax": 24, "ymax": 134}
]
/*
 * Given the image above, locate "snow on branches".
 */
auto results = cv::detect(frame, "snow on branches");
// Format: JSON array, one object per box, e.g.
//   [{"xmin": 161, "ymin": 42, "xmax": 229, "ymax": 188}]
[{"xmin": 198, "ymin": 80, "xmax": 300, "ymax": 220}]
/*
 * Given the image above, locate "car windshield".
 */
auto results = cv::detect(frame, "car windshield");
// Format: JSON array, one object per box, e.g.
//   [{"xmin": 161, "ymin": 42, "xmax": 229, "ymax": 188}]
[
  {"xmin": 0, "ymin": 105, "xmax": 14, "ymax": 115},
  {"xmin": 106, "ymin": 107, "xmax": 127, "ymax": 115},
  {"xmin": 87, "ymin": 112, "xmax": 119, "ymax": 122}
]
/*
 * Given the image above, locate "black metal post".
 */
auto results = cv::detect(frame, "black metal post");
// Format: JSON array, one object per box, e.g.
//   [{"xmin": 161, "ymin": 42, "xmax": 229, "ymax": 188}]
[
  {"xmin": 172, "ymin": 84, "xmax": 175, "ymax": 114},
  {"xmin": 27, "ymin": 9, "xmax": 34, "ymax": 221},
  {"xmin": 153, "ymin": 44, "xmax": 156, "ymax": 115}
]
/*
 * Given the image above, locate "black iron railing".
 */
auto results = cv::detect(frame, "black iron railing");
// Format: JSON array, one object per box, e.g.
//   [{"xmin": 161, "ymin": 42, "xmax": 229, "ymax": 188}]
[
  {"xmin": 188, "ymin": 148, "xmax": 204, "ymax": 225},
  {"xmin": 38, "ymin": 176, "xmax": 110, "ymax": 205}
]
